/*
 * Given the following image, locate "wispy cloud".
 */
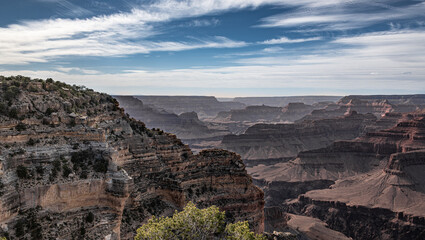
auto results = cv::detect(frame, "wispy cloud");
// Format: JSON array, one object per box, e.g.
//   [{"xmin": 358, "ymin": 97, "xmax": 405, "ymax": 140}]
[
  {"xmin": 2, "ymin": 29, "xmax": 423, "ymax": 95},
  {"xmin": 258, "ymin": 1, "xmax": 425, "ymax": 30},
  {"xmin": 56, "ymin": 67, "xmax": 101, "ymax": 75},
  {"xmin": 3, "ymin": 0, "xmax": 292, "ymax": 65},
  {"xmin": 37, "ymin": 0, "xmax": 92, "ymax": 17},
  {"xmin": 181, "ymin": 18, "xmax": 220, "ymax": 27},
  {"xmin": 261, "ymin": 36, "xmax": 322, "ymax": 44}
]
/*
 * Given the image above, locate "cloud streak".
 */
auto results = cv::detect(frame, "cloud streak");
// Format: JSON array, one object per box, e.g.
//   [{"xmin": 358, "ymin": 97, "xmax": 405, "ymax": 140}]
[
  {"xmin": 2, "ymin": 30, "xmax": 423, "ymax": 96},
  {"xmin": 261, "ymin": 36, "xmax": 322, "ymax": 44},
  {"xmin": 259, "ymin": 1, "xmax": 425, "ymax": 30}
]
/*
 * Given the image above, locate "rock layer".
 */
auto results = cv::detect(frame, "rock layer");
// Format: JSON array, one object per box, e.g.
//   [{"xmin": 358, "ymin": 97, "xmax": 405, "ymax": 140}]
[{"xmin": 0, "ymin": 76, "xmax": 264, "ymax": 240}]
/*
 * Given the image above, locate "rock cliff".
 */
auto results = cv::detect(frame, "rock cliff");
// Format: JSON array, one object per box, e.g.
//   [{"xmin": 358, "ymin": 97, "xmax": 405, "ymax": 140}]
[
  {"xmin": 114, "ymin": 96, "xmax": 227, "ymax": 141},
  {"xmin": 221, "ymin": 111, "xmax": 376, "ymax": 164},
  {"xmin": 300, "ymin": 95, "xmax": 422, "ymax": 121},
  {"xmin": 135, "ymin": 95, "xmax": 245, "ymax": 119},
  {"xmin": 0, "ymin": 76, "xmax": 264, "ymax": 240},
  {"xmin": 215, "ymin": 103, "xmax": 317, "ymax": 123},
  {"xmin": 233, "ymin": 96, "xmax": 342, "ymax": 107},
  {"xmin": 272, "ymin": 110, "xmax": 425, "ymax": 239}
]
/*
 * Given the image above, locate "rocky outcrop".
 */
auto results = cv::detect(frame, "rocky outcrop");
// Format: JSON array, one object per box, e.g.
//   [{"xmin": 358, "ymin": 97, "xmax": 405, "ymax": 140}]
[
  {"xmin": 215, "ymin": 103, "xmax": 317, "ymax": 123},
  {"xmin": 233, "ymin": 96, "xmax": 342, "ymax": 107},
  {"xmin": 221, "ymin": 111, "xmax": 376, "ymax": 164},
  {"xmin": 135, "ymin": 95, "xmax": 245, "ymax": 119},
  {"xmin": 300, "ymin": 95, "xmax": 423, "ymax": 121},
  {"xmin": 0, "ymin": 76, "xmax": 264, "ymax": 240},
  {"xmin": 114, "ymin": 96, "xmax": 228, "ymax": 141},
  {"xmin": 271, "ymin": 111, "xmax": 425, "ymax": 239},
  {"xmin": 338, "ymin": 94, "xmax": 425, "ymax": 106}
]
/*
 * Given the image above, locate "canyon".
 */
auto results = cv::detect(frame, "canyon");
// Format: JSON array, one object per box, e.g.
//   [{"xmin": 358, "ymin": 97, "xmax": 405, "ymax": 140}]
[
  {"xmin": 3, "ymin": 75, "xmax": 425, "ymax": 240},
  {"xmin": 118, "ymin": 93, "xmax": 425, "ymax": 239},
  {"xmin": 0, "ymin": 76, "xmax": 264, "ymax": 240}
]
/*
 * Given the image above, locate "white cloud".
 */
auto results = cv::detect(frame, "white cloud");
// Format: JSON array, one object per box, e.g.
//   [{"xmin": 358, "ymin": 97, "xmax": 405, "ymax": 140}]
[
  {"xmin": 2, "ymin": 0, "xmax": 399, "ymax": 65},
  {"xmin": 261, "ymin": 36, "xmax": 322, "ymax": 44},
  {"xmin": 2, "ymin": 0, "xmax": 287, "ymax": 65},
  {"xmin": 259, "ymin": 1, "xmax": 425, "ymax": 30},
  {"xmin": 181, "ymin": 18, "xmax": 220, "ymax": 27},
  {"xmin": 2, "ymin": 30, "xmax": 423, "ymax": 95}
]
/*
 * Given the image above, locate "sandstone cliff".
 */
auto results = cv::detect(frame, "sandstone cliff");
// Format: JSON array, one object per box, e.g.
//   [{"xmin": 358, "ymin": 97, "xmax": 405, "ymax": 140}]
[
  {"xmin": 0, "ymin": 76, "xmax": 264, "ymax": 240},
  {"xmin": 271, "ymin": 110, "xmax": 425, "ymax": 239}
]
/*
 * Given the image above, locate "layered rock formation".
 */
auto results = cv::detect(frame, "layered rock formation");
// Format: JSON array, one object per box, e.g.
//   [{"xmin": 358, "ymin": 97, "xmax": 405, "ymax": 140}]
[
  {"xmin": 215, "ymin": 103, "xmax": 317, "ymax": 123},
  {"xmin": 0, "ymin": 76, "xmax": 264, "ymax": 240},
  {"xmin": 135, "ymin": 95, "xmax": 245, "ymax": 119},
  {"xmin": 114, "ymin": 96, "xmax": 227, "ymax": 141},
  {"xmin": 268, "ymin": 110, "xmax": 425, "ymax": 239},
  {"xmin": 221, "ymin": 111, "xmax": 376, "ymax": 165},
  {"xmin": 300, "ymin": 95, "xmax": 422, "ymax": 121},
  {"xmin": 233, "ymin": 96, "xmax": 342, "ymax": 107}
]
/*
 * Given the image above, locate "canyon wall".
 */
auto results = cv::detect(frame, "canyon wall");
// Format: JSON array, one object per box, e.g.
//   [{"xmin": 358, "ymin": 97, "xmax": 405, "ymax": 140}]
[{"xmin": 0, "ymin": 76, "xmax": 264, "ymax": 240}]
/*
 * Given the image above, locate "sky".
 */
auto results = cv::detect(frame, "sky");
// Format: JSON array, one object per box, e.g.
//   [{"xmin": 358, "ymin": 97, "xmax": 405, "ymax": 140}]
[{"xmin": 0, "ymin": 0, "xmax": 424, "ymax": 97}]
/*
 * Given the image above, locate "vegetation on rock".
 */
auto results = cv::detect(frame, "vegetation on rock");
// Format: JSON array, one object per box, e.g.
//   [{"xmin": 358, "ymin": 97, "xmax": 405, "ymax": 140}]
[{"xmin": 135, "ymin": 202, "xmax": 265, "ymax": 240}]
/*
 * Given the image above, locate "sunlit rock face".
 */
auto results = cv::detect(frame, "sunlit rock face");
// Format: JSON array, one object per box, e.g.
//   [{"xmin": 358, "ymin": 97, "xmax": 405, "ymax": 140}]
[{"xmin": 0, "ymin": 76, "xmax": 264, "ymax": 240}]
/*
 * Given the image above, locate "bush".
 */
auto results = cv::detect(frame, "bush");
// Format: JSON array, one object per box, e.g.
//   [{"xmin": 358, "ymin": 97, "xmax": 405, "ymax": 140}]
[
  {"xmin": 15, "ymin": 122, "xmax": 27, "ymax": 131},
  {"xmin": 45, "ymin": 108, "xmax": 55, "ymax": 116},
  {"xmin": 85, "ymin": 212, "xmax": 94, "ymax": 223},
  {"xmin": 135, "ymin": 202, "xmax": 265, "ymax": 240},
  {"xmin": 62, "ymin": 165, "xmax": 72, "ymax": 178},
  {"xmin": 4, "ymin": 86, "xmax": 20, "ymax": 101},
  {"xmin": 16, "ymin": 165, "xmax": 29, "ymax": 179},
  {"xmin": 27, "ymin": 138, "xmax": 36, "ymax": 146}
]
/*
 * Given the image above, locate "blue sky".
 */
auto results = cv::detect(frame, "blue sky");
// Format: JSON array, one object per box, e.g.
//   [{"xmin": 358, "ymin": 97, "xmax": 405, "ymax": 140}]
[{"xmin": 0, "ymin": 0, "xmax": 424, "ymax": 97}]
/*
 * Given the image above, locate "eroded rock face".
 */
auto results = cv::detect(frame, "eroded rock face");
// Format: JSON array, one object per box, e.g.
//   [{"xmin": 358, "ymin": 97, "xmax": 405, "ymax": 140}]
[
  {"xmin": 135, "ymin": 95, "xmax": 245, "ymax": 119},
  {"xmin": 300, "ymin": 95, "xmax": 424, "ymax": 122},
  {"xmin": 215, "ymin": 103, "xmax": 318, "ymax": 123},
  {"xmin": 114, "ymin": 96, "xmax": 227, "ymax": 140},
  {"xmin": 233, "ymin": 96, "xmax": 342, "ymax": 107},
  {"xmin": 221, "ymin": 111, "xmax": 377, "ymax": 164},
  {"xmin": 278, "ymin": 111, "xmax": 425, "ymax": 239},
  {"xmin": 0, "ymin": 76, "xmax": 264, "ymax": 240}
]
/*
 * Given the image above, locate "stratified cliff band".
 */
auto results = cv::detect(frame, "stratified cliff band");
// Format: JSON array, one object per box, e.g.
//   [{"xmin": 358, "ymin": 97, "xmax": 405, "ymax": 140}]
[{"xmin": 0, "ymin": 76, "xmax": 264, "ymax": 240}]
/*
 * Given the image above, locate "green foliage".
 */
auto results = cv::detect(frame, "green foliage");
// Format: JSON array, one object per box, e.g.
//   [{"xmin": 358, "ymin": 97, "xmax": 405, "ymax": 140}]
[
  {"xmin": 16, "ymin": 165, "xmax": 29, "ymax": 179},
  {"xmin": 45, "ymin": 107, "xmax": 55, "ymax": 115},
  {"xmin": 62, "ymin": 164, "xmax": 72, "ymax": 178},
  {"xmin": 134, "ymin": 202, "xmax": 265, "ymax": 240},
  {"xmin": 85, "ymin": 212, "xmax": 94, "ymax": 223},
  {"xmin": 15, "ymin": 122, "xmax": 27, "ymax": 131},
  {"xmin": 27, "ymin": 138, "xmax": 36, "ymax": 146},
  {"xmin": 4, "ymin": 85, "xmax": 21, "ymax": 101},
  {"xmin": 225, "ymin": 221, "xmax": 266, "ymax": 240}
]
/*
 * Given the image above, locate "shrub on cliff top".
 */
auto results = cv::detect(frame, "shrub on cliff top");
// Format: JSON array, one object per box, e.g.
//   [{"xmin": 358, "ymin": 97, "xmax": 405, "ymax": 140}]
[
  {"xmin": 135, "ymin": 202, "xmax": 265, "ymax": 240},
  {"xmin": 16, "ymin": 165, "xmax": 29, "ymax": 179}
]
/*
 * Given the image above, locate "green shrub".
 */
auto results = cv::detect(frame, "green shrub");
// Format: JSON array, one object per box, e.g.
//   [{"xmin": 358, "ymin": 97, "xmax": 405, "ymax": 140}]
[
  {"xmin": 85, "ymin": 212, "xmax": 94, "ymax": 223},
  {"xmin": 4, "ymin": 86, "xmax": 20, "ymax": 101},
  {"xmin": 62, "ymin": 165, "xmax": 72, "ymax": 178},
  {"xmin": 15, "ymin": 122, "xmax": 27, "ymax": 131},
  {"xmin": 8, "ymin": 108, "xmax": 18, "ymax": 119},
  {"xmin": 27, "ymin": 138, "xmax": 36, "ymax": 146},
  {"xmin": 135, "ymin": 202, "xmax": 265, "ymax": 240},
  {"xmin": 16, "ymin": 165, "xmax": 29, "ymax": 179},
  {"xmin": 45, "ymin": 108, "xmax": 55, "ymax": 115}
]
